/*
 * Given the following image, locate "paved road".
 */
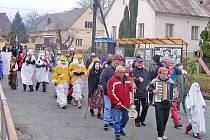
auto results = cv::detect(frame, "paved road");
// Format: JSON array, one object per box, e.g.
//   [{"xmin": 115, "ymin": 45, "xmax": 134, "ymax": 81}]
[{"xmin": 1, "ymin": 72, "xmax": 210, "ymax": 140}]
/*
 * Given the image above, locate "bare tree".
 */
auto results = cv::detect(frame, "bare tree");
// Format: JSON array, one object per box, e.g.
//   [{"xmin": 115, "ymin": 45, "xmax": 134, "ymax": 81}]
[
  {"xmin": 78, "ymin": 0, "xmax": 113, "ymax": 12},
  {"xmin": 24, "ymin": 11, "xmax": 43, "ymax": 32}
]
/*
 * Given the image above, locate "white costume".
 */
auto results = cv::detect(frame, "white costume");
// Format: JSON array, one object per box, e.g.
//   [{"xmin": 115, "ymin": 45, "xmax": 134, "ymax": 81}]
[
  {"xmin": 21, "ymin": 50, "xmax": 36, "ymax": 85},
  {"xmin": 1, "ymin": 51, "xmax": 12, "ymax": 76},
  {"xmin": 186, "ymin": 82, "xmax": 206, "ymax": 134},
  {"xmin": 35, "ymin": 52, "xmax": 49, "ymax": 83}
]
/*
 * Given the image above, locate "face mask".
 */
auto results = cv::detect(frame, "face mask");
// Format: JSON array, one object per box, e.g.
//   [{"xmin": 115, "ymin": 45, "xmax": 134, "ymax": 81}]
[{"xmin": 95, "ymin": 63, "xmax": 100, "ymax": 70}]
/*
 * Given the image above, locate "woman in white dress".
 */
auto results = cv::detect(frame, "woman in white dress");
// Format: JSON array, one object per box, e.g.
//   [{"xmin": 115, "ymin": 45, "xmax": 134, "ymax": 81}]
[
  {"xmin": 21, "ymin": 49, "xmax": 36, "ymax": 92},
  {"xmin": 185, "ymin": 82, "xmax": 206, "ymax": 139}
]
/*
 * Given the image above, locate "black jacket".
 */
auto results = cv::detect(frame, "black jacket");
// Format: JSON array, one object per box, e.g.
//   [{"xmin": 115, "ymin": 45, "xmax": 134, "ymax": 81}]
[
  {"xmin": 100, "ymin": 65, "xmax": 115, "ymax": 95},
  {"xmin": 133, "ymin": 67, "xmax": 150, "ymax": 99},
  {"xmin": 88, "ymin": 62, "xmax": 102, "ymax": 96}
]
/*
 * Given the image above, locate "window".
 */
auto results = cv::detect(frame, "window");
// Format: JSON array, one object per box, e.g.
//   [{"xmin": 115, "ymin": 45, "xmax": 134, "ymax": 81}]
[
  {"xmin": 191, "ymin": 26, "xmax": 200, "ymax": 40},
  {"xmin": 47, "ymin": 17, "xmax": 51, "ymax": 24},
  {"xmin": 31, "ymin": 37, "xmax": 36, "ymax": 43},
  {"xmin": 76, "ymin": 39, "xmax": 83, "ymax": 46},
  {"xmin": 165, "ymin": 23, "xmax": 174, "ymax": 38},
  {"xmin": 85, "ymin": 21, "xmax": 93, "ymax": 28},
  {"xmin": 111, "ymin": 26, "xmax": 117, "ymax": 39},
  {"xmin": 138, "ymin": 23, "xmax": 144, "ymax": 38}
]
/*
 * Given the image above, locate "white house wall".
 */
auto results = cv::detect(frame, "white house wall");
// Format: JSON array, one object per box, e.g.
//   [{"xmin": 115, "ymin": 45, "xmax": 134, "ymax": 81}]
[
  {"xmin": 105, "ymin": 0, "xmax": 129, "ymax": 38},
  {"xmin": 136, "ymin": 0, "xmax": 155, "ymax": 38},
  {"xmin": 154, "ymin": 13, "xmax": 209, "ymax": 52}
]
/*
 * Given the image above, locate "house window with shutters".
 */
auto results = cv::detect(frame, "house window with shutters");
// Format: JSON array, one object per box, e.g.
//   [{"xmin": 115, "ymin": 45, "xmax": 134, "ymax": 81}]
[
  {"xmin": 191, "ymin": 26, "xmax": 200, "ymax": 40},
  {"xmin": 85, "ymin": 21, "xmax": 93, "ymax": 28},
  {"xmin": 138, "ymin": 23, "xmax": 144, "ymax": 38},
  {"xmin": 76, "ymin": 39, "xmax": 83, "ymax": 46},
  {"xmin": 111, "ymin": 26, "xmax": 117, "ymax": 39},
  {"xmin": 165, "ymin": 23, "xmax": 174, "ymax": 38}
]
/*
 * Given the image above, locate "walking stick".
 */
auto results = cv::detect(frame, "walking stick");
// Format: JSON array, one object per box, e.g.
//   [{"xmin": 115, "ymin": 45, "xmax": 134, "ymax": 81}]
[{"xmin": 130, "ymin": 71, "xmax": 137, "ymax": 140}]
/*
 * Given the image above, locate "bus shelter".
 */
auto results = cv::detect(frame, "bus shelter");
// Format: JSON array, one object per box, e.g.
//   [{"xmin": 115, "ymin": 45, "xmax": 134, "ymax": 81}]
[{"xmin": 117, "ymin": 38, "xmax": 188, "ymax": 65}]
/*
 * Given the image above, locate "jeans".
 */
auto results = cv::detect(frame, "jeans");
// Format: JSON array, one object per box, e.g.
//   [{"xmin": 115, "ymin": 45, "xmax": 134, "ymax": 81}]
[
  {"xmin": 112, "ymin": 108, "xmax": 129, "ymax": 135},
  {"xmin": 103, "ymin": 95, "xmax": 113, "ymax": 125}
]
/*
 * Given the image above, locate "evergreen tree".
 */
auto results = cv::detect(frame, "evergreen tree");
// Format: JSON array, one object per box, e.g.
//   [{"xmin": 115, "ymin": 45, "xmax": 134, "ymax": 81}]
[
  {"xmin": 118, "ymin": 5, "xmax": 130, "ymax": 38},
  {"xmin": 129, "ymin": 0, "xmax": 138, "ymax": 38},
  {"xmin": 200, "ymin": 26, "xmax": 210, "ymax": 58},
  {"xmin": 9, "ymin": 12, "xmax": 28, "ymax": 44}
]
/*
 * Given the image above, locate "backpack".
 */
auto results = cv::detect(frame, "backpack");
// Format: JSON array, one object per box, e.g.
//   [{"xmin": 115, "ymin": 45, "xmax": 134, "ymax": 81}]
[{"xmin": 149, "ymin": 63, "xmax": 160, "ymax": 80}]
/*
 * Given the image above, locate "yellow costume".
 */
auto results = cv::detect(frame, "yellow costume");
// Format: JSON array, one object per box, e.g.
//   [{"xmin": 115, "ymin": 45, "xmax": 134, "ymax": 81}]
[
  {"xmin": 69, "ymin": 54, "xmax": 86, "ymax": 108},
  {"xmin": 52, "ymin": 56, "xmax": 69, "ymax": 109}
]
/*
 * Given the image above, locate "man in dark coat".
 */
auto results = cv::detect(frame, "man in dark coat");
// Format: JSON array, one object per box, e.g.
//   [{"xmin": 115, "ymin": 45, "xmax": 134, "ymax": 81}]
[
  {"xmin": 100, "ymin": 54, "xmax": 123, "ymax": 130},
  {"xmin": 133, "ymin": 57, "xmax": 150, "ymax": 127}
]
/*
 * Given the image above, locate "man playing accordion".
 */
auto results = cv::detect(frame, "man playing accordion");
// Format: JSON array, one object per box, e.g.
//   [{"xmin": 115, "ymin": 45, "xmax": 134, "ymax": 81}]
[{"xmin": 148, "ymin": 67, "xmax": 174, "ymax": 140}]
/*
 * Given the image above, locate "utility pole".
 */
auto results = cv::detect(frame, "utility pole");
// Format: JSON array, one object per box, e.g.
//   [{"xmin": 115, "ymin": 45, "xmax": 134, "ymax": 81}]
[
  {"xmin": 91, "ymin": 0, "xmax": 97, "ymax": 53},
  {"xmin": 91, "ymin": 0, "xmax": 110, "ymax": 53}
]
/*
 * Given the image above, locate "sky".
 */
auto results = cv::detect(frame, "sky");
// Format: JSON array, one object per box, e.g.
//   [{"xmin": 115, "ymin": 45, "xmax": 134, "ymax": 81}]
[{"xmin": 0, "ymin": 0, "xmax": 80, "ymax": 20}]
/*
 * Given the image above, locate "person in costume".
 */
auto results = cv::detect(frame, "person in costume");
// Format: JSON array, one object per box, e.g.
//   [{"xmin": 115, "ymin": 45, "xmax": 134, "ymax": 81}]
[
  {"xmin": 35, "ymin": 51, "xmax": 50, "ymax": 92},
  {"xmin": 185, "ymin": 82, "xmax": 206, "ymax": 139},
  {"xmin": 66, "ymin": 48, "xmax": 75, "ymax": 64},
  {"xmin": 1, "ymin": 42, "xmax": 12, "ymax": 76},
  {"xmin": 69, "ymin": 54, "xmax": 87, "ymax": 108},
  {"xmin": 148, "ymin": 67, "xmax": 174, "ymax": 140},
  {"xmin": 88, "ymin": 60, "xmax": 103, "ymax": 119},
  {"xmin": 21, "ymin": 49, "xmax": 36, "ymax": 92},
  {"xmin": 8, "ymin": 57, "xmax": 18, "ymax": 90},
  {"xmin": 18, "ymin": 49, "xmax": 27, "ymax": 71},
  {"xmin": 52, "ymin": 56, "xmax": 70, "ymax": 109}
]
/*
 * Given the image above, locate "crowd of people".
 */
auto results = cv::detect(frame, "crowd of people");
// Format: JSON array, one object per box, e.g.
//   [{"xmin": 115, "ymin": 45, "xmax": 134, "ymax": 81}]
[{"xmin": 0, "ymin": 42, "xmax": 207, "ymax": 140}]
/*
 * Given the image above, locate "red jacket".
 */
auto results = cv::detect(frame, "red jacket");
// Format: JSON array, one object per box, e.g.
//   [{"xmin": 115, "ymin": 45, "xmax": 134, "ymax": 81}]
[{"xmin": 108, "ymin": 75, "xmax": 132, "ymax": 109}]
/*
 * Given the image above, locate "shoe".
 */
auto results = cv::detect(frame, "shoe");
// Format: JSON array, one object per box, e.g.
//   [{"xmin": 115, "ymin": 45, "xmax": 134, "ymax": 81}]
[
  {"xmin": 135, "ymin": 122, "xmax": 141, "ymax": 127},
  {"xmin": 104, "ymin": 124, "xmax": 108, "ymax": 130},
  {"xmin": 97, "ymin": 113, "xmax": 103, "ymax": 120},
  {"xmin": 162, "ymin": 135, "xmax": 168, "ymax": 140},
  {"xmin": 109, "ymin": 123, "xmax": 113, "ymax": 127},
  {"xmin": 115, "ymin": 135, "xmax": 120, "ymax": 140},
  {"xmin": 62, "ymin": 106, "xmax": 66, "ymax": 109},
  {"xmin": 141, "ymin": 122, "xmax": 146, "ymax": 126},
  {"xmin": 185, "ymin": 127, "xmax": 189, "ymax": 135},
  {"xmin": 120, "ymin": 130, "xmax": 126, "ymax": 136},
  {"xmin": 174, "ymin": 123, "xmax": 183, "ymax": 128},
  {"xmin": 193, "ymin": 133, "xmax": 202, "ymax": 139},
  {"xmin": 42, "ymin": 90, "xmax": 46, "ymax": 92},
  {"xmin": 78, "ymin": 101, "xmax": 82, "ymax": 109},
  {"xmin": 90, "ymin": 109, "xmax": 95, "ymax": 116},
  {"xmin": 157, "ymin": 137, "xmax": 163, "ymax": 140}
]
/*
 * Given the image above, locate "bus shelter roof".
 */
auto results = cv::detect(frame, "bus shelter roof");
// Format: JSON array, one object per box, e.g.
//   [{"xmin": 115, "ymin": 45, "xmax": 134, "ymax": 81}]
[{"xmin": 117, "ymin": 38, "xmax": 187, "ymax": 45}]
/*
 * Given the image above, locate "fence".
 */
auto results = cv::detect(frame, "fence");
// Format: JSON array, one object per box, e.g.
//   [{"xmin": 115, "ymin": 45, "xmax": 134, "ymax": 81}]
[{"xmin": 0, "ymin": 84, "xmax": 18, "ymax": 140}]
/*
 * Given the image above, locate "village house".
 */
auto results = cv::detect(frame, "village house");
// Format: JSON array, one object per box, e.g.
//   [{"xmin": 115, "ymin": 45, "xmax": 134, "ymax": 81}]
[
  {"xmin": 105, "ymin": 0, "xmax": 210, "ymax": 56},
  {"xmin": 29, "ymin": 7, "xmax": 104, "ymax": 52},
  {"xmin": 0, "ymin": 12, "xmax": 11, "ymax": 42}
]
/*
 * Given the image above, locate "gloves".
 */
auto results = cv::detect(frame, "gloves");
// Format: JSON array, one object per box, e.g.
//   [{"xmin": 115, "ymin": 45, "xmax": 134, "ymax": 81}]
[
  {"xmin": 79, "ymin": 72, "xmax": 85, "ymax": 75},
  {"xmin": 73, "ymin": 72, "xmax": 81, "ymax": 76}
]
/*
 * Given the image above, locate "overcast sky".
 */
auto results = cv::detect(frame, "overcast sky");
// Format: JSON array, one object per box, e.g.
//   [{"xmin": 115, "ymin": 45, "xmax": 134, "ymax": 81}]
[{"xmin": 0, "ymin": 0, "xmax": 80, "ymax": 20}]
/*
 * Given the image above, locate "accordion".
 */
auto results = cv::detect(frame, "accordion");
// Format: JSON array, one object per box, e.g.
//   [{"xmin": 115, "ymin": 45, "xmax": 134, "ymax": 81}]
[{"xmin": 154, "ymin": 81, "xmax": 174, "ymax": 103}]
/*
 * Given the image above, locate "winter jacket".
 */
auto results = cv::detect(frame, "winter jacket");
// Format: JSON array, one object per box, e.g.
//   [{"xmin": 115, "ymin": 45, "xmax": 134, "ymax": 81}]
[
  {"xmin": 88, "ymin": 62, "xmax": 102, "ymax": 95},
  {"xmin": 133, "ymin": 67, "xmax": 150, "ymax": 99},
  {"xmin": 100, "ymin": 65, "xmax": 115, "ymax": 95},
  {"xmin": 108, "ymin": 76, "xmax": 132, "ymax": 109}
]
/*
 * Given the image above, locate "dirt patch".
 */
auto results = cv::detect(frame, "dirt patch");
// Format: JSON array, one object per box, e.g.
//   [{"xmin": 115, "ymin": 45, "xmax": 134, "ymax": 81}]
[{"xmin": 14, "ymin": 123, "xmax": 33, "ymax": 140}]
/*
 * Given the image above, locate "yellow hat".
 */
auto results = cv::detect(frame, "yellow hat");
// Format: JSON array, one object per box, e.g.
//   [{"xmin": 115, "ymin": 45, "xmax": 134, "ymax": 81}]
[
  {"xmin": 93, "ymin": 57, "xmax": 100, "ymax": 62},
  {"xmin": 60, "ymin": 55, "xmax": 67, "ymax": 62},
  {"xmin": 75, "ymin": 54, "xmax": 83, "ymax": 59}
]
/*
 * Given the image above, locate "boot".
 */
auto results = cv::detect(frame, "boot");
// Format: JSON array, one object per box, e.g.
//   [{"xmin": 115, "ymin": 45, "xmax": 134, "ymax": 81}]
[
  {"xmin": 23, "ymin": 84, "xmax": 26, "ymax": 92},
  {"xmin": 42, "ymin": 82, "xmax": 47, "ymax": 92},
  {"xmin": 90, "ymin": 109, "xmax": 95, "ymax": 116},
  {"xmin": 35, "ymin": 82, "xmax": 40, "ymax": 91},
  {"xmin": 29, "ymin": 85, "xmax": 34, "ymax": 92},
  {"xmin": 97, "ymin": 113, "xmax": 103, "ymax": 120},
  {"xmin": 193, "ymin": 133, "xmax": 202, "ymax": 139},
  {"xmin": 77, "ymin": 100, "xmax": 82, "ymax": 109}
]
